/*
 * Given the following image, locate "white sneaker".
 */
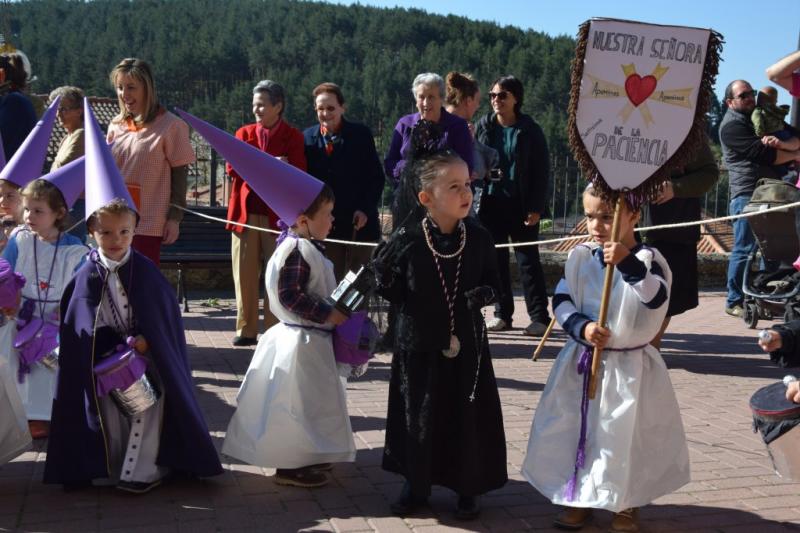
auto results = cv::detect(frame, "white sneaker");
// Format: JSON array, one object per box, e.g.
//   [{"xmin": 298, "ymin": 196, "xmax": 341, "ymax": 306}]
[{"xmin": 485, "ymin": 317, "xmax": 510, "ymax": 331}]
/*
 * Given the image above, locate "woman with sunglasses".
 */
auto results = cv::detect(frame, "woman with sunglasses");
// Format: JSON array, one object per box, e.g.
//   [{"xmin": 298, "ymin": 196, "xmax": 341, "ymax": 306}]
[
  {"xmin": 384, "ymin": 72, "xmax": 474, "ymax": 187},
  {"xmin": 475, "ymin": 75, "xmax": 551, "ymax": 337}
]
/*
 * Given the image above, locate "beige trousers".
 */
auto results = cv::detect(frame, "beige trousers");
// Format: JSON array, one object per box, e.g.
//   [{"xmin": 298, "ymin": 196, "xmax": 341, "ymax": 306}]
[{"xmin": 231, "ymin": 214, "xmax": 277, "ymax": 338}]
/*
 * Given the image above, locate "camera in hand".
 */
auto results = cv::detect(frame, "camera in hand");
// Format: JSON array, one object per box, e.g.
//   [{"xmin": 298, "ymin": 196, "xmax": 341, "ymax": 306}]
[
  {"xmin": 488, "ymin": 168, "xmax": 503, "ymax": 182},
  {"xmin": 326, "ymin": 265, "xmax": 376, "ymax": 317}
]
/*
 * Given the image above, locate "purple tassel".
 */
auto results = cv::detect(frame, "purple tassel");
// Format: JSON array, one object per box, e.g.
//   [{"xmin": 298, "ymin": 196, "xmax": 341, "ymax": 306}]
[
  {"xmin": 564, "ymin": 474, "xmax": 577, "ymax": 502},
  {"xmin": 563, "ymin": 346, "xmax": 593, "ymax": 501},
  {"xmin": 275, "ymin": 220, "xmax": 292, "ymax": 246}
]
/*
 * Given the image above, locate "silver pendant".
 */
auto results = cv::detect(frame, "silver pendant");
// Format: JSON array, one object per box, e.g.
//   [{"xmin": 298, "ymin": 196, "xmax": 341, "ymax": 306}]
[{"xmin": 442, "ymin": 335, "xmax": 460, "ymax": 358}]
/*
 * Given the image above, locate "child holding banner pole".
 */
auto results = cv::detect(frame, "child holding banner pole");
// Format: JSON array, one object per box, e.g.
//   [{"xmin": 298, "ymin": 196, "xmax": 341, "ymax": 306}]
[
  {"xmin": 522, "ymin": 185, "xmax": 688, "ymax": 531},
  {"xmin": 523, "ymin": 15, "xmax": 721, "ymax": 533}
]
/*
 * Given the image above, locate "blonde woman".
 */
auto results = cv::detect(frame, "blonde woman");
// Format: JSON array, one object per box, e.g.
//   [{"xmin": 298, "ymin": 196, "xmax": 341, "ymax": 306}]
[{"xmin": 106, "ymin": 58, "xmax": 194, "ymax": 265}]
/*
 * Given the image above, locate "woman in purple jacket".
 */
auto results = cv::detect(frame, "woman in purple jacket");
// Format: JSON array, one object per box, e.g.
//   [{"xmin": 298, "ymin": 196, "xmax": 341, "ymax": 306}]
[
  {"xmin": 384, "ymin": 72, "xmax": 474, "ymax": 187},
  {"xmin": 381, "ymin": 73, "xmax": 475, "ymax": 353}
]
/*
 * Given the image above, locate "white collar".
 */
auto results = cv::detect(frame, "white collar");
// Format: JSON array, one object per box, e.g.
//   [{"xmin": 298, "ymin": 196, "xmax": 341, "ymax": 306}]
[{"xmin": 98, "ymin": 248, "xmax": 132, "ymax": 272}]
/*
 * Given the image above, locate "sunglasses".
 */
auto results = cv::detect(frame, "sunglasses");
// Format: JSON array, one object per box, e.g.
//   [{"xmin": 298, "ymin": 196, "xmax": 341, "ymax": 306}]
[
  {"xmin": 489, "ymin": 91, "xmax": 509, "ymax": 101},
  {"xmin": 56, "ymin": 105, "xmax": 81, "ymax": 113},
  {"xmin": 734, "ymin": 90, "xmax": 756, "ymax": 100}
]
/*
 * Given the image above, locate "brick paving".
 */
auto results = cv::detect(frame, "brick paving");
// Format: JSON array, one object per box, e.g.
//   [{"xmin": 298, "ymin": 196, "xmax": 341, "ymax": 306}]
[{"xmin": 3, "ymin": 291, "xmax": 800, "ymax": 532}]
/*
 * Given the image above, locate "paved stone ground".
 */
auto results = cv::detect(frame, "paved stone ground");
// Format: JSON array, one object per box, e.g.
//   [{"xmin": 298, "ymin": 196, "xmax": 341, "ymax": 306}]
[{"xmin": 3, "ymin": 291, "xmax": 800, "ymax": 532}]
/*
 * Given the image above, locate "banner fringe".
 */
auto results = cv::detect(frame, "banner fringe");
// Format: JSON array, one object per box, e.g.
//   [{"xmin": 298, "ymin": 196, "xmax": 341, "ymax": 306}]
[{"xmin": 567, "ymin": 21, "xmax": 724, "ymax": 208}]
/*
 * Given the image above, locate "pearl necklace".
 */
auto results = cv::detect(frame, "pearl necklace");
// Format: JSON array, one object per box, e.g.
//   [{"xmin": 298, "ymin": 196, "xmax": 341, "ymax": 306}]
[
  {"xmin": 422, "ymin": 217, "xmax": 466, "ymax": 358},
  {"xmin": 422, "ymin": 217, "xmax": 466, "ymax": 258}
]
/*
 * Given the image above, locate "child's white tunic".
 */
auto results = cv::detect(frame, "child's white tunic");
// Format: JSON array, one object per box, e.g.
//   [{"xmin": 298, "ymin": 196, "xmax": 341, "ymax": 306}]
[
  {"xmin": 522, "ymin": 243, "xmax": 689, "ymax": 512},
  {"xmin": 222, "ymin": 237, "xmax": 356, "ymax": 468},
  {"xmin": 0, "ymin": 342, "xmax": 29, "ymax": 464},
  {"xmin": 0, "ymin": 230, "xmax": 86, "ymax": 421},
  {"xmin": 94, "ymin": 249, "xmax": 166, "ymax": 484}
]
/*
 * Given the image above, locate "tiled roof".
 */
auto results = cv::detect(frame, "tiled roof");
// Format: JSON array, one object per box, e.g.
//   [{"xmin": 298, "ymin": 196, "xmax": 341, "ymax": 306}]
[
  {"xmin": 545, "ymin": 219, "xmax": 591, "ymax": 252},
  {"xmin": 698, "ymin": 212, "xmax": 733, "ymax": 253}
]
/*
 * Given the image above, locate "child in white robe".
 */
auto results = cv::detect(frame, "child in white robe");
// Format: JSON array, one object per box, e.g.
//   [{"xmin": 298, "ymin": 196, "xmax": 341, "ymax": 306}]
[
  {"xmin": 521, "ymin": 185, "xmax": 689, "ymax": 532},
  {"xmin": 0, "ymin": 178, "xmax": 86, "ymax": 439},
  {"xmin": 222, "ymin": 184, "xmax": 355, "ymax": 488},
  {"xmin": 0, "ymin": 260, "xmax": 28, "ymax": 466}
]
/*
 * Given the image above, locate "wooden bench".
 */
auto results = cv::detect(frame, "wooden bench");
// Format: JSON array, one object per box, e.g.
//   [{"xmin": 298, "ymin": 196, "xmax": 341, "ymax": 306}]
[{"xmin": 160, "ymin": 206, "xmax": 231, "ymax": 312}]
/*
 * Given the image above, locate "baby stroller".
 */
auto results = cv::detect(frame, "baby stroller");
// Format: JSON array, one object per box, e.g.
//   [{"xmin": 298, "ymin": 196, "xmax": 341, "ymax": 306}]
[{"xmin": 741, "ymin": 178, "xmax": 800, "ymax": 328}]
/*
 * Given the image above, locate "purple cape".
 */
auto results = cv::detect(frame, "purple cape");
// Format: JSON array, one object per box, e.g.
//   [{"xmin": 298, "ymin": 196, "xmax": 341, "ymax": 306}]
[{"xmin": 44, "ymin": 249, "xmax": 222, "ymax": 484}]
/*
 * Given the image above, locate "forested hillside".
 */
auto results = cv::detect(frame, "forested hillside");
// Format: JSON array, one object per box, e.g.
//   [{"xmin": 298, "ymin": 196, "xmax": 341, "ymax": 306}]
[{"xmin": 7, "ymin": 0, "xmax": 579, "ymax": 156}]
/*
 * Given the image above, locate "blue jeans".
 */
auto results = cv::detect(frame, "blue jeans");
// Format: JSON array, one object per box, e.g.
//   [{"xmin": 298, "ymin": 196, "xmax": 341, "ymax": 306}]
[{"xmin": 726, "ymin": 195, "xmax": 756, "ymax": 308}]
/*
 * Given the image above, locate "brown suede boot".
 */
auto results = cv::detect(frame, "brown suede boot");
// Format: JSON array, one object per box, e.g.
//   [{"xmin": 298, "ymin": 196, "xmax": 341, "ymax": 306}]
[
  {"xmin": 553, "ymin": 507, "xmax": 593, "ymax": 530},
  {"xmin": 609, "ymin": 508, "xmax": 639, "ymax": 533}
]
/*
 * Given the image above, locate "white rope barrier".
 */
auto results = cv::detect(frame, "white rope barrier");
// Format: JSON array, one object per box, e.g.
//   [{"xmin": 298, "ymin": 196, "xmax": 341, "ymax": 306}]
[
  {"xmin": 174, "ymin": 199, "xmax": 800, "ymax": 251},
  {"xmin": 171, "ymin": 204, "xmax": 376, "ymax": 246}
]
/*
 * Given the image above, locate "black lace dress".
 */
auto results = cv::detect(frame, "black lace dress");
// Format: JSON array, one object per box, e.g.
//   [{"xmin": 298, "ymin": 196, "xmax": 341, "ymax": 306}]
[{"xmin": 376, "ymin": 216, "xmax": 508, "ymax": 497}]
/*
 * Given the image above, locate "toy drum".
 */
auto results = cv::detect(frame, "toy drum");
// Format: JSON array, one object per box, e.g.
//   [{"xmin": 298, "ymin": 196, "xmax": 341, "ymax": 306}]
[
  {"xmin": 750, "ymin": 381, "xmax": 800, "ymax": 480},
  {"xmin": 333, "ymin": 311, "xmax": 377, "ymax": 378},
  {"xmin": 14, "ymin": 318, "xmax": 59, "ymax": 370},
  {"xmin": 94, "ymin": 344, "xmax": 159, "ymax": 417}
]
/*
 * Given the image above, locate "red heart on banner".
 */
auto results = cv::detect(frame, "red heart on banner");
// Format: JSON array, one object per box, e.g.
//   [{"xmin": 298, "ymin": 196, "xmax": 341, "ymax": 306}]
[{"xmin": 624, "ymin": 74, "xmax": 657, "ymax": 107}]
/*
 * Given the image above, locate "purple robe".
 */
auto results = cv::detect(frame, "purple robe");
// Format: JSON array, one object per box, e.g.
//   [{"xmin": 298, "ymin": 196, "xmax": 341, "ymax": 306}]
[{"xmin": 44, "ymin": 249, "xmax": 222, "ymax": 485}]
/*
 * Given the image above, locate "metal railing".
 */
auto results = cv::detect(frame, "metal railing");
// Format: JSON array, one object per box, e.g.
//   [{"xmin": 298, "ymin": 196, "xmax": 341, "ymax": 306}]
[
  {"xmin": 542, "ymin": 155, "xmax": 731, "ymax": 239},
  {"xmin": 186, "ymin": 145, "xmax": 732, "ymax": 241}
]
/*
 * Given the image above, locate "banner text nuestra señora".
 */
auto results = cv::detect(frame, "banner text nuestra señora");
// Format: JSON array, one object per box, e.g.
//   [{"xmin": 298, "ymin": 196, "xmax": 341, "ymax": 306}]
[{"xmin": 591, "ymin": 30, "xmax": 703, "ymax": 64}]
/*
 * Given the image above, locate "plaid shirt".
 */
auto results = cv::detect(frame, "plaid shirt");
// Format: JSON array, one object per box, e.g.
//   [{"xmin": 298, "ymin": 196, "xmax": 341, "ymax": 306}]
[{"xmin": 277, "ymin": 242, "xmax": 333, "ymax": 324}]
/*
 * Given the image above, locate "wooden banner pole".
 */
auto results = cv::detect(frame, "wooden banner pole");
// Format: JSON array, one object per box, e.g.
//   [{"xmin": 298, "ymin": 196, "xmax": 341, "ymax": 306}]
[
  {"xmin": 588, "ymin": 194, "xmax": 623, "ymax": 399},
  {"xmin": 532, "ymin": 316, "xmax": 557, "ymax": 361}
]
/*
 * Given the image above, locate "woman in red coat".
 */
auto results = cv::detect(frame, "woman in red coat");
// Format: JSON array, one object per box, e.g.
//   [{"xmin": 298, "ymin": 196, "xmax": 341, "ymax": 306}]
[{"xmin": 226, "ymin": 80, "xmax": 307, "ymax": 346}]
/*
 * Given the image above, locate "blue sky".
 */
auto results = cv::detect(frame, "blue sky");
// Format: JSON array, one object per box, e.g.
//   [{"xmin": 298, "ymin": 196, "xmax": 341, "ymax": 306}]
[{"xmin": 324, "ymin": 0, "xmax": 799, "ymax": 106}]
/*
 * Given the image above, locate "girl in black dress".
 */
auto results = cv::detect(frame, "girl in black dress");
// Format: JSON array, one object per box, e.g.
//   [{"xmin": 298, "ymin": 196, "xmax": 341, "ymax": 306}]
[{"xmin": 373, "ymin": 147, "xmax": 507, "ymax": 520}]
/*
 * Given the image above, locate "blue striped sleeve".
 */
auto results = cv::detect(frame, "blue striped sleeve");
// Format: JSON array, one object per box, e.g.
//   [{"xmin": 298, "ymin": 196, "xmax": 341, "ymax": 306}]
[
  {"xmin": 553, "ymin": 278, "xmax": 593, "ymax": 345},
  {"xmin": 616, "ymin": 249, "xmax": 669, "ymax": 309}
]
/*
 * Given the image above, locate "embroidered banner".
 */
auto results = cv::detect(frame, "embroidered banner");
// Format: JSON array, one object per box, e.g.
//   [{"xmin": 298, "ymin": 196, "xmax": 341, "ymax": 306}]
[{"xmin": 568, "ymin": 18, "xmax": 722, "ymax": 199}]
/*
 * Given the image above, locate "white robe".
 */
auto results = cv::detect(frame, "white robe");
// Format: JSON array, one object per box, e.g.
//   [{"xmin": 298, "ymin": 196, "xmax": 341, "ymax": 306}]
[
  {"xmin": 94, "ymin": 249, "xmax": 166, "ymax": 484},
  {"xmin": 522, "ymin": 243, "xmax": 689, "ymax": 512},
  {"xmin": 0, "ymin": 333, "xmax": 30, "ymax": 465},
  {"xmin": 222, "ymin": 237, "xmax": 356, "ymax": 469},
  {"xmin": 0, "ymin": 230, "xmax": 86, "ymax": 421}
]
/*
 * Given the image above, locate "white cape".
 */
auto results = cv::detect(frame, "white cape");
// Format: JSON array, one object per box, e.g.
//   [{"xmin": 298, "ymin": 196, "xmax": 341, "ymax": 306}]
[
  {"xmin": 222, "ymin": 238, "xmax": 356, "ymax": 468},
  {"xmin": 522, "ymin": 244, "xmax": 689, "ymax": 511}
]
